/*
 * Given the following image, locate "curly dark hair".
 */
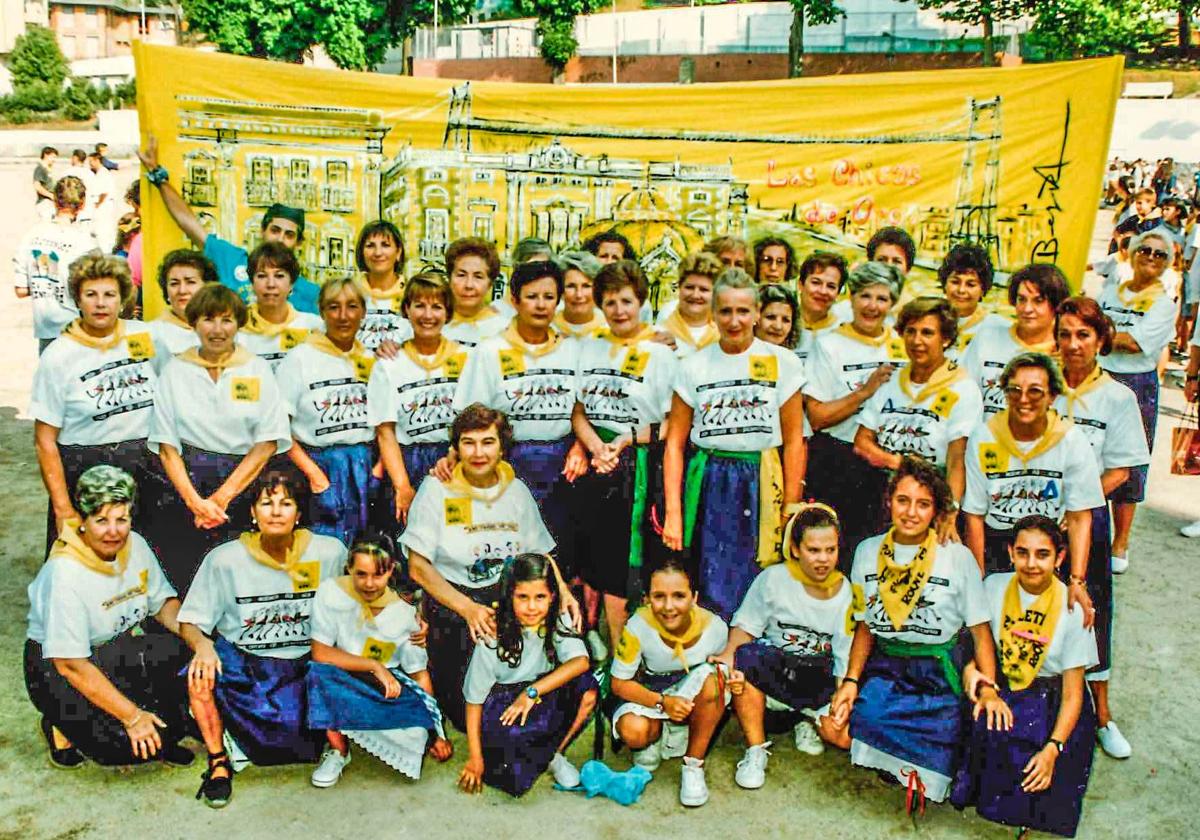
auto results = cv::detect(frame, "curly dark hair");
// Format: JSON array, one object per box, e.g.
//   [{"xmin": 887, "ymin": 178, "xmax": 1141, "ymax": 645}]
[
  {"xmin": 866, "ymin": 226, "xmax": 916, "ymax": 272},
  {"xmin": 937, "ymin": 243, "xmax": 994, "ymax": 296},
  {"xmin": 1008, "ymin": 514, "xmax": 1066, "ymax": 555},
  {"xmin": 493, "ymin": 553, "xmax": 564, "ymax": 669},
  {"xmin": 886, "ymin": 455, "xmax": 953, "ymax": 520},
  {"xmin": 584, "ymin": 229, "xmax": 637, "ymax": 262}
]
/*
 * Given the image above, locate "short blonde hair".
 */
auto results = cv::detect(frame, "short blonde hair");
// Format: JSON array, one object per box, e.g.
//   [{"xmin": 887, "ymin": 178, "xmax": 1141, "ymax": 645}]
[
  {"xmin": 402, "ymin": 271, "xmax": 454, "ymax": 318},
  {"xmin": 678, "ymin": 251, "xmax": 723, "ymax": 283},
  {"xmin": 68, "ymin": 253, "xmax": 131, "ymax": 307},
  {"xmin": 319, "ymin": 277, "xmax": 366, "ymax": 311}
]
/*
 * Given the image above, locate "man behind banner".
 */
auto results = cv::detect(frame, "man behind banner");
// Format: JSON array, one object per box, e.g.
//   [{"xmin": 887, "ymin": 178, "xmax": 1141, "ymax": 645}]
[{"xmin": 137, "ymin": 137, "xmax": 319, "ymax": 314}]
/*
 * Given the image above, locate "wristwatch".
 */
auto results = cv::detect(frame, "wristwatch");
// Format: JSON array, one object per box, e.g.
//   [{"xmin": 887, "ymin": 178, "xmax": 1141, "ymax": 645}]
[
  {"xmin": 653, "ymin": 694, "xmax": 665, "ymax": 713},
  {"xmin": 525, "ymin": 685, "xmax": 541, "ymax": 703},
  {"xmin": 1048, "ymin": 738, "xmax": 1065, "ymax": 754}
]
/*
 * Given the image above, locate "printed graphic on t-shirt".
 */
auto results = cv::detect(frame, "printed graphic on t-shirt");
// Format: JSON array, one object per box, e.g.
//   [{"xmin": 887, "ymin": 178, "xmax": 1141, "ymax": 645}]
[
  {"xmin": 980, "ymin": 361, "xmax": 1006, "ymax": 414},
  {"xmin": 772, "ymin": 621, "xmax": 834, "ymax": 657},
  {"xmin": 695, "ymin": 377, "xmax": 776, "ymax": 440},
  {"xmin": 467, "ymin": 538, "xmax": 519, "ymax": 585},
  {"xmin": 397, "ymin": 377, "xmax": 457, "ymax": 438},
  {"xmin": 502, "ymin": 369, "xmax": 574, "ymax": 423},
  {"xmin": 985, "ymin": 470, "xmax": 1063, "ymax": 525},
  {"xmin": 233, "ymin": 591, "xmax": 316, "ymax": 651},
  {"xmin": 359, "ymin": 307, "xmax": 408, "ymax": 352},
  {"xmin": 81, "ymin": 357, "xmax": 155, "ymax": 422},
  {"xmin": 863, "ymin": 574, "xmax": 951, "ymax": 637},
  {"xmin": 580, "ymin": 363, "xmax": 644, "ymax": 426},
  {"xmin": 308, "ymin": 377, "xmax": 368, "ymax": 437},
  {"xmin": 875, "ymin": 401, "xmax": 943, "ymax": 461}
]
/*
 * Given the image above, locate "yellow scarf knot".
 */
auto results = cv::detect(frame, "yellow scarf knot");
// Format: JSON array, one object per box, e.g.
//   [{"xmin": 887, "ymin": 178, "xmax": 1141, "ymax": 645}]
[
  {"xmin": 635, "ymin": 604, "xmax": 712, "ymax": 672},
  {"xmin": 662, "ymin": 309, "xmax": 717, "ymax": 351},
  {"xmin": 335, "ymin": 575, "xmax": 401, "ymax": 627},
  {"xmin": 502, "ymin": 320, "xmax": 563, "ymax": 358},
  {"xmin": 999, "ymin": 575, "xmax": 1064, "ymax": 690},
  {"xmin": 876, "ymin": 528, "xmax": 937, "ymax": 631},
  {"xmin": 239, "ymin": 529, "xmax": 318, "ymax": 590},
  {"xmin": 986, "ymin": 410, "xmax": 1072, "ymax": 465},
  {"xmin": 63, "ymin": 319, "xmax": 125, "ymax": 351},
  {"xmin": 444, "ymin": 460, "xmax": 516, "ymax": 502},
  {"xmin": 178, "ymin": 346, "xmax": 254, "ymax": 376},
  {"xmin": 53, "ymin": 518, "xmax": 130, "ymax": 576}
]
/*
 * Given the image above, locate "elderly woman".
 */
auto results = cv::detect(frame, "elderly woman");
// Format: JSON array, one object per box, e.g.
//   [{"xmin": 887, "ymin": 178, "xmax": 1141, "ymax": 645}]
[
  {"xmin": 400, "ymin": 405, "xmax": 557, "ymax": 732},
  {"xmin": 805, "ymin": 261, "xmax": 907, "ymax": 559},
  {"xmin": 31, "ymin": 254, "xmax": 164, "ymax": 553},
  {"xmin": 655, "ymin": 251, "xmax": 721, "ymax": 358},
  {"xmin": 855, "ymin": 297, "xmax": 984, "ymax": 541},
  {"xmin": 938, "ymin": 243, "xmax": 1007, "ymax": 358},
  {"xmin": 795, "ymin": 251, "xmax": 848, "ymax": 368},
  {"xmin": 275, "ymin": 278, "xmax": 377, "ymax": 547},
  {"xmin": 355, "ymin": 220, "xmax": 413, "ymax": 354},
  {"xmin": 1054, "ymin": 296, "xmax": 1148, "ymax": 760},
  {"xmin": 662, "ymin": 268, "xmax": 807, "ymax": 620},
  {"xmin": 149, "ymin": 283, "xmax": 292, "ymax": 592},
  {"xmin": 236, "ymin": 242, "xmax": 323, "ymax": 370},
  {"xmin": 554, "ymin": 250, "xmax": 606, "ymax": 339},
  {"xmin": 25, "ymin": 465, "xmax": 194, "ymax": 769},
  {"xmin": 442, "ymin": 237, "xmax": 508, "ymax": 349},
  {"xmin": 755, "ymin": 283, "xmax": 799, "ymax": 350},
  {"xmin": 1095, "ymin": 230, "xmax": 1176, "ymax": 574},
  {"xmin": 572, "ymin": 260, "xmax": 679, "ymax": 646},
  {"xmin": 145, "ymin": 249, "xmax": 219, "ymax": 366}
]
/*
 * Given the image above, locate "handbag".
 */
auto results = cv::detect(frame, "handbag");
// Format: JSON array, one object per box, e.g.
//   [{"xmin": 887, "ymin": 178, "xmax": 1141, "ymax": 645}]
[{"xmin": 1170, "ymin": 401, "xmax": 1200, "ymax": 476}]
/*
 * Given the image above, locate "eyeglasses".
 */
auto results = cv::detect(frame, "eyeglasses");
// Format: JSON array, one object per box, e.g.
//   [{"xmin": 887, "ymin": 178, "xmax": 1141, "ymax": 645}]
[
  {"xmin": 1136, "ymin": 246, "xmax": 1170, "ymax": 260},
  {"xmin": 1004, "ymin": 386, "xmax": 1049, "ymax": 402}
]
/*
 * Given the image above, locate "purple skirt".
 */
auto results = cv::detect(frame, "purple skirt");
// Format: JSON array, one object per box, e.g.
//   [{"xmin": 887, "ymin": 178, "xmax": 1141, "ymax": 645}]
[
  {"xmin": 509, "ymin": 437, "xmax": 574, "ymax": 575},
  {"xmin": 480, "ymin": 671, "xmax": 598, "ymax": 797},
  {"xmin": 735, "ymin": 640, "xmax": 835, "ymax": 712},
  {"xmin": 952, "ymin": 677, "xmax": 1097, "ymax": 837},
  {"xmin": 692, "ymin": 454, "xmax": 761, "ymax": 622},
  {"xmin": 424, "ymin": 581, "xmax": 501, "ymax": 733}
]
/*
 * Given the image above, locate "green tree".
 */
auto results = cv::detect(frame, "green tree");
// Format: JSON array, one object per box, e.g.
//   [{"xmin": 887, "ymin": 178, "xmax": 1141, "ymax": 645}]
[
  {"xmin": 180, "ymin": 0, "xmax": 474, "ymax": 70},
  {"xmin": 8, "ymin": 25, "xmax": 69, "ymax": 90},
  {"xmin": 514, "ymin": 0, "xmax": 604, "ymax": 75},
  {"xmin": 914, "ymin": 1, "xmax": 1027, "ymax": 65},
  {"xmin": 1177, "ymin": 0, "xmax": 1196, "ymax": 55},
  {"xmin": 788, "ymin": 1, "xmax": 845, "ymax": 78},
  {"xmin": 1029, "ymin": 0, "xmax": 1169, "ymax": 58}
]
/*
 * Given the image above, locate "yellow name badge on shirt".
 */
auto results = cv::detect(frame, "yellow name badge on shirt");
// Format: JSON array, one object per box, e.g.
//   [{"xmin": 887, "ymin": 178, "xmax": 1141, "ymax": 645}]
[
  {"xmin": 887, "ymin": 338, "xmax": 907, "ymax": 361},
  {"xmin": 929, "ymin": 389, "xmax": 960, "ymax": 419},
  {"xmin": 353, "ymin": 354, "xmax": 375, "ymax": 383},
  {"xmin": 847, "ymin": 583, "xmax": 865, "ymax": 636},
  {"xmin": 621, "ymin": 348, "xmax": 650, "ymax": 377},
  {"xmin": 231, "ymin": 377, "xmax": 260, "ymax": 402},
  {"xmin": 979, "ymin": 443, "xmax": 1009, "ymax": 475},
  {"xmin": 444, "ymin": 497, "xmax": 472, "ymax": 527},
  {"xmin": 615, "ymin": 627, "xmax": 641, "ymax": 665},
  {"xmin": 291, "ymin": 561, "xmax": 321, "ymax": 593},
  {"xmin": 280, "ymin": 328, "xmax": 309, "ymax": 351},
  {"xmin": 748, "ymin": 354, "xmax": 778, "ymax": 383},
  {"xmin": 444, "ymin": 352, "xmax": 467, "ymax": 380},
  {"xmin": 125, "ymin": 333, "xmax": 155, "ymax": 360},
  {"xmin": 498, "ymin": 348, "xmax": 525, "ymax": 377},
  {"xmin": 361, "ymin": 637, "xmax": 397, "ymax": 664}
]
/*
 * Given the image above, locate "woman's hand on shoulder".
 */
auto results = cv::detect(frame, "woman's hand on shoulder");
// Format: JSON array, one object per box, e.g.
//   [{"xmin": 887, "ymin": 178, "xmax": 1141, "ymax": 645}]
[
  {"xmin": 431, "ymin": 452, "xmax": 456, "ymax": 483},
  {"xmin": 461, "ymin": 602, "xmax": 496, "ymax": 642},
  {"xmin": 375, "ymin": 340, "xmax": 401, "ymax": 361}
]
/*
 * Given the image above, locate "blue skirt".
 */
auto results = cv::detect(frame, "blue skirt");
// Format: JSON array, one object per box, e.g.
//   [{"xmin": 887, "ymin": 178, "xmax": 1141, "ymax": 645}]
[
  {"xmin": 305, "ymin": 661, "xmax": 442, "ymax": 736},
  {"xmin": 509, "ymin": 437, "xmax": 574, "ymax": 573},
  {"xmin": 306, "ymin": 442, "xmax": 377, "ymax": 548},
  {"xmin": 952, "ymin": 677, "xmax": 1097, "ymax": 837},
  {"xmin": 1107, "ymin": 369, "xmax": 1157, "ymax": 503},
  {"xmin": 375, "ymin": 441, "xmax": 451, "ymax": 537},
  {"xmin": 479, "ymin": 671, "xmax": 598, "ymax": 797},
  {"xmin": 693, "ymin": 453, "xmax": 761, "ymax": 621},
  {"xmin": 211, "ymin": 636, "xmax": 324, "ymax": 766},
  {"xmin": 1082, "ymin": 506, "xmax": 1113, "ymax": 679},
  {"xmin": 735, "ymin": 640, "xmax": 835, "ymax": 713}
]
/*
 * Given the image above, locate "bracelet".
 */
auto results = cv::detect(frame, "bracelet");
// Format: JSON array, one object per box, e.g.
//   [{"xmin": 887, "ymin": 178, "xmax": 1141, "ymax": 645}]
[
  {"xmin": 123, "ymin": 709, "xmax": 144, "ymax": 729},
  {"xmin": 842, "ymin": 676, "xmax": 859, "ymax": 685},
  {"xmin": 1068, "ymin": 575, "xmax": 1086, "ymax": 587},
  {"xmin": 146, "ymin": 165, "xmax": 169, "ymax": 186},
  {"xmin": 1048, "ymin": 738, "xmax": 1065, "ymax": 754}
]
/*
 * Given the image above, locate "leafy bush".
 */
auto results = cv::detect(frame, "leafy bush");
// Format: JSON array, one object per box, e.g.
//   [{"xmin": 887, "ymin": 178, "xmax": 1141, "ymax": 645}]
[
  {"xmin": 62, "ymin": 79, "xmax": 97, "ymax": 122},
  {"xmin": 6, "ymin": 81, "xmax": 62, "ymax": 113},
  {"xmin": 5, "ymin": 108, "xmax": 36, "ymax": 125},
  {"xmin": 115, "ymin": 78, "xmax": 136, "ymax": 108},
  {"xmin": 8, "ymin": 25, "xmax": 69, "ymax": 89},
  {"xmin": 536, "ymin": 18, "xmax": 578, "ymax": 72}
]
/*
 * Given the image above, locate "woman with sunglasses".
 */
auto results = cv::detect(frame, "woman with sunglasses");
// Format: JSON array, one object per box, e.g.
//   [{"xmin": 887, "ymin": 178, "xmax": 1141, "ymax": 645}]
[{"xmin": 1094, "ymin": 230, "xmax": 1177, "ymax": 576}]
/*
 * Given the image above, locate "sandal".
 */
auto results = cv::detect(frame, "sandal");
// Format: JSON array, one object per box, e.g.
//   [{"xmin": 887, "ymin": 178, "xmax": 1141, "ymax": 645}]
[
  {"xmin": 40, "ymin": 717, "xmax": 85, "ymax": 769},
  {"xmin": 196, "ymin": 750, "xmax": 234, "ymax": 808}
]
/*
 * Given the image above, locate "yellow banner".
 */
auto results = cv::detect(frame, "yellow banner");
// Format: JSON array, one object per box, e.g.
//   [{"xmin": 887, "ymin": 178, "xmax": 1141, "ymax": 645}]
[{"xmin": 135, "ymin": 43, "xmax": 1121, "ymax": 317}]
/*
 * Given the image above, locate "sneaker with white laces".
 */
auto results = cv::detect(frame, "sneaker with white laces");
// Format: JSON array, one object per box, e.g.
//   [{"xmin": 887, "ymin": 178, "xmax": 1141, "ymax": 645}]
[
  {"xmin": 1097, "ymin": 721, "xmax": 1132, "ymax": 759},
  {"xmin": 548, "ymin": 752, "xmax": 581, "ymax": 788},
  {"xmin": 661, "ymin": 721, "xmax": 688, "ymax": 759},
  {"xmin": 632, "ymin": 740, "xmax": 662, "ymax": 772},
  {"xmin": 793, "ymin": 720, "xmax": 826, "ymax": 756},
  {"xmin": 1111, "ymin": 552, "xmax": 1129, "ymax": 575},
  {"xmin": 1181, "ymin": 520, "xmax": 1200, "ymax": 539},
  {"xmin": 311, "ymin": 747, "xmax": 350, "ymax": 788},
  {"xmin": 679, "ymin": 756, "xmax": 709, "ymax": 807},
  {"xmin": 734, "ymin": 742, "xmax": 771, "ymax": 789}
]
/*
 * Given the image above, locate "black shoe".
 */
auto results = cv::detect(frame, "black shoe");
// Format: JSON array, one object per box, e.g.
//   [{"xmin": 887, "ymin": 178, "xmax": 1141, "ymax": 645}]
[
  {"xmin": 40, "ymin": 718, "xmax": 86, "ymax": 769},
  {"xmin": 196, "ymin": 750, "xmax": 233, "ymax": 808},
  {"xmin": 160, "ymin": 742, "xmax": 196, "ymax": 767}
]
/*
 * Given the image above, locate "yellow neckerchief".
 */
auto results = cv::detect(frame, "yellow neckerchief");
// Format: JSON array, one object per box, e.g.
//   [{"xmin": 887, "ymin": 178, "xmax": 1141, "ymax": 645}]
[
  {"xmin": 876, "ymin": 527, "xmax": 937, "ymax": 631},
  {"xmin": 444, "ymin": 460, "xmax": 516, "ymax": 502},
  {"xmin": 401, "ymin": 337, "xmax": 463, "ymax": 372},
  {"xmin": 63, "ymin": 319, "xmax": 124, "ymax": 350},
  {"xmin": 898, "ymin": 359, "xmax": 967, "ymax": 405},
  {"xmin": 663, "ymin": 308, "xmax": 718, "ymax": 350},
  {"xmin": 1009, "ymin": 325, "xmax": 1057, "ymax": 355},
  {"xmin": 450, "ymin": 304, "xmax": 500, "ymax": 325},
  {"xmin": 243, "ymin": 304, "xmax": 298, "ymax": 337},
  {"xmin": 178, "ymin": 346, "xmax": 254, "ymax": 376},
  {"xmin": 801, "ymin": 311, "xmax": 837, "ymax": 332},
  {"xmin": 779, "ymin": 509, "xmax": 845, "ymax": 592},
  {"xmin": 306, "ymin": 331, "xmax": 374, "ymax": 381},
  {"xmin": 158, "ymin": 309, "xmax": 192, "ymax": 331},
  {"xmin": 987, "ymin": 410, "xmax": 1072, "ymax": 465},
  {"xmin": 1000, "ymin": 575, "xmax": 1064, "ymax": 691},
  {"xmin": 756, "ymin": 446, "xmax": 786, "ymax": 569},
  {"xmin": 239, "ymin": 529, "xmax": 314, "ymax": 588},
  {"xmin": 553, "ymin": 309, "xmax": 606, "ymax": 339},
  {"xmin": 958, "ymin": 307, "xmax": 988, "ymax": 334},
  {"xmin": 335, "ymin": 575, "xmax": 400, "ymax": 627},
  {"xmin": 600, "ymin": 323, "xmax": 657, "ymax": 359},
  {"xmin": 1063, "ymin": 364, "xmax": 1110, "ymax": 420},
  {"xmin": 635, "ymin": 604, "xmax": 711, "ymax": 672},
  {"xmin": 1116, "ymin": 277, "xmax": 1165, "ymax": 313},
  {"xmin": 52, "ymin": 518, "xmax": 130, "ymax": 576},
  {"xmin": 835, "ymin": 322, "xmax": 888, "ymax": 347},
  {"xmin": 502, "ymin": 319, "xmax": 563, "ymax": 359},
  {"xmin": 358, "ymin": 274, "xmax": 405, "ymax": 307}
]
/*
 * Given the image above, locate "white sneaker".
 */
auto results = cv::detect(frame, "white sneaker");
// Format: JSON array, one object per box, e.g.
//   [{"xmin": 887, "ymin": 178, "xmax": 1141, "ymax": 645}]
[
  {"xmin": 793, "ymin": 720, "xmax": 826, "ymax": 756},
  {"xmin": 1181, "ymin": 520, "xmax": 1200, "ymax": 538},
  {"xmin": 1097, "ymin": 721, "xmax": 1132, "ymax": 759},
  {"xmin": 734, "ymin": 742, "xmax": 771, "ymax": 789},
  {"xmin": 548, "ymin": 752, "xmax": 581, "ymax": 788},
  {"xmin": 311, "ymin": 747, "xmax": 350, "ymax": 787},
  {"xmin": 661, "ymin": 721, "xmax": 688, "ymax": 759},
  {"xmin": 632, "ymin": 739, "xmax": 662, "ymax": 772},
  {"xmin": 1111, "ymin": 553, "xmax": 1129, "ymax": 575},
  {"xmin": 679, "ymin": 756, "xmax": 709, "ymax": 807}
]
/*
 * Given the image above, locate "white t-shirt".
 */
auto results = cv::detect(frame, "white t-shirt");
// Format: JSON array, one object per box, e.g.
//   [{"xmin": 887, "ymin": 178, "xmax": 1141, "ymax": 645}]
[
  {"xmin": 453, "ymin": 332, "xmax": 579, "ymax": 441},
  {"xmin": 358, "ymin": 292, "xmax": 414, "ymax": 355},
  {"xmin": 962, "ymin": 421, "xmax": 1106, "ymax": 530},
  {"xmin": 148, "ymin": 354, "xmax": 292, "ymax": 456},
  {"xmin": 309, "ymin": 578, "xmax": 427, "ymax": 673},
  {"xmin": 674, "ymin": 338, "xmax": 805, "ymax": 451},
  {"xmin": 238, "ymin": 311, "xmax": 324, "ymax": 370},
  {"xmin": 806, "ymin": 328, "xmax": 907, "ymax": 443},
  {"xmin": 794, "ymin": 317, "xmax": 843, "ymax": 370},
  {"xmin": 1096, "ymin": 279, "xmax": 1177, "ymax": 374},
  {"xmin": 960, "ymin": 321, "xmax": 1053, "ymax": 415},
  {"xmin": 984, "ymin": 574, "xmax": 1098, "ymax": 678},
  {"xmin": 575, "ymin": 335, "xmax": 678, "ymax": 434},
  {"xmin": 442, "ymin": 310, "xmax": 508, "ymax": 349},
  {"xmin": 463, "ymin": 622, "xmax": 588, "ymax": 704},
  {"xmin": 731, "ymin": 564, "xmax": 854, "ymax": 678},
  {"xmin": 366, "ymin": 346, "xmax": 470, "ymax": 444},
  {"xmin": 178, "ymin": 533, "xmax": 347, "ymax": 659},
  {"xmin": 1053, "ymin": 375, "xmax": 1149, "ymax": 474},
  {"xmin": 858, "ymin": 372, "xmax": 983, "ymax": 468},
  {"xmin": 274, "ymin": 343, "xmax": 373, "ymax": 448},
  {"xmin": 27, "ymin": 532, "xmax": 176, "ymax": 658},
  {"xmin": 12, "ymin": 219, "xmax": 97, "ymax": 339},
  {"xmin": 399, "ymin": 476, "xmax": 554, "ymax": 589},
  {"xmin": 851, "ymin": 536, "xmax": 988, "ymax": 644},
  {"xmin": 145, "ymin": 315, "xmax": 199, "ymax": 372},
  {"xmin": 610, "ymin": 609, "xmax": 730, "ymax": 679},
  {"xmin": 950, "ymin": 311, "xmax": 1010, "ymax": 361},
  {"xmin": 30, "ymin": 323, "xmax": 158, "ymax": 445}
]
